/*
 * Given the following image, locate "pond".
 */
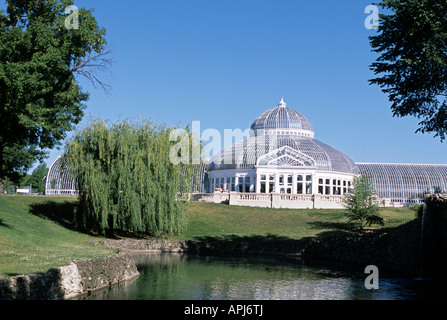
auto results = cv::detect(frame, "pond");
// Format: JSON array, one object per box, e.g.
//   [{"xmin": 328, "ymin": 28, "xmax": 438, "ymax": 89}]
[{"xmin": 75, "ymin": 253, "xmax": 445, "ymax": 300}]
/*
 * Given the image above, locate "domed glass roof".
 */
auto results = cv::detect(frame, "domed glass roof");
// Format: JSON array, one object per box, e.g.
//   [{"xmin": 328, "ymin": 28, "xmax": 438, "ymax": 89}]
[
  {"xmin": 250, "ymin": 98, "xmax": 314, "ymax": 138},
  {"xmin": 209, "ymin": 135, "xmax": 358, "ymax": 174},
  {"xmin": 209, "ymin": 98, "xmax": 358, "ymax": 174}
]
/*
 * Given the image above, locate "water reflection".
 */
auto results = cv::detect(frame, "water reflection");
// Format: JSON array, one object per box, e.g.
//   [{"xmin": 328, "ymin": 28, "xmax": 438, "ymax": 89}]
[{"xmin": 75, "ymin": 253, "xmax": 445, "ymax": 300}]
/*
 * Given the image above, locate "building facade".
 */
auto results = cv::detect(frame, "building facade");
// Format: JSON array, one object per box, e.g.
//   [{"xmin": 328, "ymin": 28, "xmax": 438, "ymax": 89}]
[
  {"xmin": 205, "ymin": 98, "xmax": 447, "ymax": 208},
  {"xmin": 45, "ymin": 98, "xmax": 447, "ymax": 209},
  {"xmin": 205, "ymin": 98, "xmax": 357, "ymax": 208}
]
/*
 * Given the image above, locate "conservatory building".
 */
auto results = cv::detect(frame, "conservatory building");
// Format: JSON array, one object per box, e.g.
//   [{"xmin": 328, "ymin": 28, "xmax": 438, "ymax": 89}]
[
  {"xmin": 203, "ymin": 98, "xmax": 447, "ymax": 209},
  {"xmin": 45, "ymin": 98, "xmax": 447, "ymax": 209},
  {"xmin": 204, "ymin": 98, "xmax": 358, "ymax": 209}
]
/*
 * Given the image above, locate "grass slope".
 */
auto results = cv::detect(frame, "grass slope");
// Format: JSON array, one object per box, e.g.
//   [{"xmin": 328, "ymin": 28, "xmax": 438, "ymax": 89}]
[
  {"xmin": 0, "ymin": 196, "xmax": 115, "ymax": 278},
  {"xmin": 179, "ymin": 202, "xmax": 416, "ymax": 241}
]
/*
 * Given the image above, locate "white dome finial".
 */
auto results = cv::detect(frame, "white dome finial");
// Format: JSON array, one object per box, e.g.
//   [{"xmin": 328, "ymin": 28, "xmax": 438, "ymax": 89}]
[{"xmin": 278, "ymin": 97, "xmax": 287, "ymax": 107}]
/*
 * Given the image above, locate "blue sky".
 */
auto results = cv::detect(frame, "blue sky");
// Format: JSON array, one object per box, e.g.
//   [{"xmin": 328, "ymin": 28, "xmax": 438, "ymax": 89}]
[{"xmin": 14, "ymin": 0, "xmax": 447, "ymax": 170}]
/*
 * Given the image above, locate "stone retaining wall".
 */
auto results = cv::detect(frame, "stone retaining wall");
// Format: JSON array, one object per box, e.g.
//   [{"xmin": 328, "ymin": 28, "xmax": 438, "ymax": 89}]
[
  {"xmin": 421, "ymin": 194, "xmax": 447, "ymax": 281},
  {"xmin": 0, "ymin": 253, "xmax": 139, "ymax": 300}
]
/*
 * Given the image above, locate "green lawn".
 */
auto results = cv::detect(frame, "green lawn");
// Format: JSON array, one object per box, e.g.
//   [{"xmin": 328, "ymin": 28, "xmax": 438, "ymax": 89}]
[
  {"xmin": 0, "ymin": 196, "xmax": 115, "ymax": 278},
  {"xmin": 0, "ymin": 196, "xmax": 417, "ymax": 278},
  {"xmin": 178, "ymin": 201, "xmax": 417, "ymax": 241}
]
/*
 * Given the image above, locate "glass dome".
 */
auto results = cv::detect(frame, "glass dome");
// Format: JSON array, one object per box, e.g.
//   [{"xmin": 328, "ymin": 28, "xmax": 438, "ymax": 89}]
[
  {"xmin": 209, "ymin": 135, "xmax": 358, "ymax": 174},
  {"xmin": 210, "ymin": 98, "xmax": 357, "ymax": 174},
  {"xmin": 250, "ymin": 98, "xmax": 315, "ymax": 138}
]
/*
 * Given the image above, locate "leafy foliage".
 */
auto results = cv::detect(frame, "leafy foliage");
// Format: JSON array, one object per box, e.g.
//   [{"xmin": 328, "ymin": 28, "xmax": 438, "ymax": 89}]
[
  {"xmin": 369, "ymin": 0, "xmax": 447, "ymax": 141},
  {"xmin": 20, "ymin": 163, "xmax": 48, "ymax": 193},
  {"xmin": 342, "ymin": 175, "xmax": 384, "ymax": 230},
  {"xmin": 0, "ymin": 0, "xmax": 109, "ymax": 182},
  {"xmin": 64, "ymin": 119, "xmax": 201, "ymax": 238}
]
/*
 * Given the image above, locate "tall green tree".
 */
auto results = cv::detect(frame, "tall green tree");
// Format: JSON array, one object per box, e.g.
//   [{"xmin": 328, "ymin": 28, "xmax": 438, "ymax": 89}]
[
  {"xmin": 21, "ymin": 163, "xmax": 48, "ymax": 193},
  {"xmin": 342, "ymin": 175, "xmax": 384, "ymax": 230},
  {"xmin": 369, "ymin": 0, "xmax": 447, "ymax": 141},
  {"xmin": 0, "ymin": 0, "xmax": 110, "ymax": 182},
  {"xmin": 65, "ymin": 119, "xmax": 201, "ymax": 238}
]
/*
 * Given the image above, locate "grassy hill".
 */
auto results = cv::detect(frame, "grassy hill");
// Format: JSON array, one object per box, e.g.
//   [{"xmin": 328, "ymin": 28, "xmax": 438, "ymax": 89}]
[
  {"xmin": 0, "ymin": 196, "xmax": 416, "ymax": 277},
  {"xmin": 179, "ymin": 201, "xmax": 416, "ymax": 241},
  {"xmin": 0, "ymin": 196, "xmax": 115, "ymax": 277}
]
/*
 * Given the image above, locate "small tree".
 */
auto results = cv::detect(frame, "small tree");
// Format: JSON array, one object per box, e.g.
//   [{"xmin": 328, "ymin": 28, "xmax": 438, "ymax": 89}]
[{"xmin": 342, "ymin": 175, "xmax": 384, "ymax": 230}]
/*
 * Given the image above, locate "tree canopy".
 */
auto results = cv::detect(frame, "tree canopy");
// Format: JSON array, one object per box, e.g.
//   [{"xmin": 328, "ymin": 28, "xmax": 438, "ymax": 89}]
[
  {"xmin": 65, "ymin": 119, "xmax": 201, "ymax": 238},
  {"xmin": 369, "ymin": 0, "xmax": 447, "ymax": 141},
  {"xmin": 0, "ymin": 0, "xmax": 109, "ymax": 182}
]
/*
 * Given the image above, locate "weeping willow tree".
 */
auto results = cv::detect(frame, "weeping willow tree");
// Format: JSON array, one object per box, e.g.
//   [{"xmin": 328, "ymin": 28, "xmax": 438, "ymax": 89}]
[{"xmin": 65, "ymin": 118, "xmax": 202, "ymax": 238}]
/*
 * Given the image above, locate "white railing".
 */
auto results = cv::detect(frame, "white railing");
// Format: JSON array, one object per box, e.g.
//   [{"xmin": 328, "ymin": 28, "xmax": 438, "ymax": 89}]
[
  {"xmin": 280, "ymin": 194, "xmax": 314, "ymax": 202},
  {"xmin": 238, "ymin": 194, "xmax": 271, "ymax": 201},
  {"xmin": 45, "ymin": 189, "xmax": 79, "ymax": 196},
  {"xmin": 191, "ymin": 193, "xmax": 349, "ymax": 209},
  {"xmin": 215, "ymin": 193, "xmax": 230, "ymax": 202},
  {"xmin": 317, "ymin": 195, "xmax": 343, "ymax": 203}
]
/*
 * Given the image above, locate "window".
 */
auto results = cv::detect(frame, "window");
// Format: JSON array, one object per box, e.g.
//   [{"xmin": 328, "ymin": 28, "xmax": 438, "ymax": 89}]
[
  {"xmin": 269, "ymin": 174, "xmax": 275, "ymax": 193},
  {"xmin": 297, "ymin": 175, "xmax": 303, "ymax": 194},
  {"xmin": 231, "ymin": 177, "xmax": 236, "ymax": 191},
  {"xmin": 318, "ymin": 178, "xmax": 324, "ymax": 194},
  {"xmin": 245, "ymin": 177, "xmax": 251, "ymax": 193},
  {"xmin": 279, "ymin": 175, "xmax": 284, "ymax": 186},
  {"xmin": 260, "ymin": 175, "xmax": 267, "ymax": 194},
  {"xmin": 238, "ymin": 177, "xmax": 244, "ymax": 193},
  {"xmin": 306, "ymin": 175, "xmax": 312, "ymax": 194},
  {"xmin": 269, "ymin": 182, "xmax": 275, "ymax": 193}
]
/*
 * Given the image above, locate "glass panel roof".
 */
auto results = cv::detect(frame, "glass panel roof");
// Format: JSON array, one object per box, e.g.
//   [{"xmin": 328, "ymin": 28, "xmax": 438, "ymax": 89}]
[
  {"xmin": 250, "ymin": 99, "xmax": 314, "ymax": 134},
  {"xmin": 209, "ymin": 135, "xmax": 358, "ymax": 174},
  {"xmin": 357, "ymin": 163, "xmax": 447, "ymax": 199}
]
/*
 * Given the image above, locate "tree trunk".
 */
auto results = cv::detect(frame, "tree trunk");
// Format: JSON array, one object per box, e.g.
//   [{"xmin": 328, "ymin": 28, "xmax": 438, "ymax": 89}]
[{"xmin": 105, "ymin": 215, "xmax": 115, "ymax": 238}]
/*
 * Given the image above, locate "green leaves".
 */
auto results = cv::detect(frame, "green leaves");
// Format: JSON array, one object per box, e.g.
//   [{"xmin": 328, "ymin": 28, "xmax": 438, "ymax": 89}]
[
  {"xmin": 342, "ymin": 175, "xmax": 384, "ymax": 230},
  {"xmin": 369, "ymin": 0, "xmax": 447, "ymax": 141},
  {"xmin": 0, "ymin": 0, "xmax": 108, "ymax": 181},
  {"xmin": 65, "ymin": 119, "xmax": 201, "ymax": 238}
]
